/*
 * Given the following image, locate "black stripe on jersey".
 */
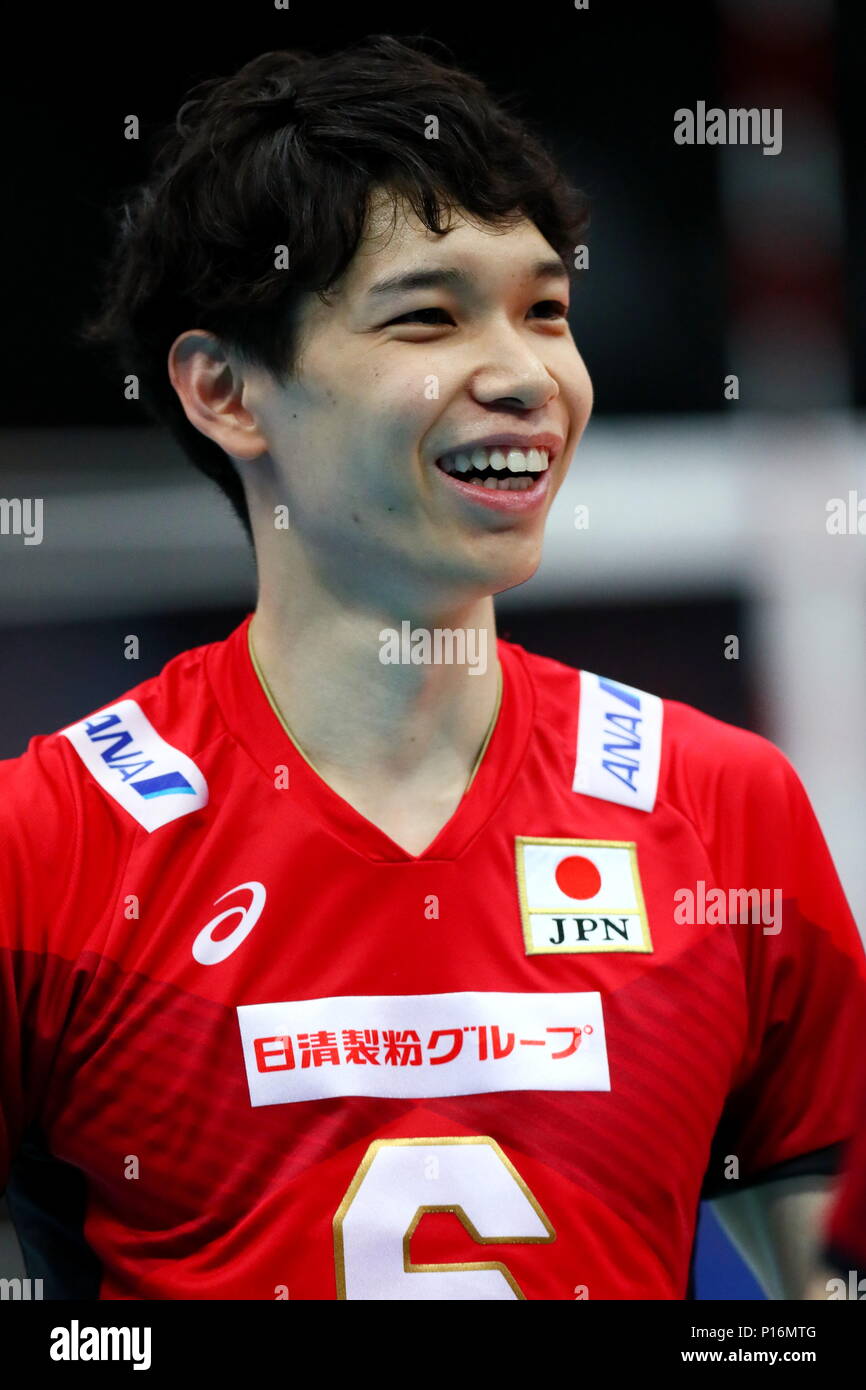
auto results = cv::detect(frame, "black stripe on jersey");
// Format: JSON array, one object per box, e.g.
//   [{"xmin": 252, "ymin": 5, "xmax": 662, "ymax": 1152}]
[
  {"xmin": 700, "ymin": 1141, "xmax": 842, "ymax": 1201},
  {"xmin": 5, "ymin": 1124, "xmax": 102, "ymax": 1299}
]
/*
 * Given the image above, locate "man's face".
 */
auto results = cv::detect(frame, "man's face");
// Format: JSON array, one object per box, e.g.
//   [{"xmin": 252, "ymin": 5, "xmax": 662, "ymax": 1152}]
[{"xmin": 241, "ymin": 189, "xmax": 593, "ymax": 606}]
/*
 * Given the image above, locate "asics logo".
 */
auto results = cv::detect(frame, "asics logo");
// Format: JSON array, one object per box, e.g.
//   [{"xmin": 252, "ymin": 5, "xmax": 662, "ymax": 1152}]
[{"xmin": 193, "ymin": 882, "xmax": 267, "ymax": 965}]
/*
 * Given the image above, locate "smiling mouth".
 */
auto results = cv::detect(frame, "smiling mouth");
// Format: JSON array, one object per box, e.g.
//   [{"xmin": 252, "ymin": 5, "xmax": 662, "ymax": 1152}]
[{"xmin": 434, "ymin": 446, "xmax": 550, "ymax": 491}]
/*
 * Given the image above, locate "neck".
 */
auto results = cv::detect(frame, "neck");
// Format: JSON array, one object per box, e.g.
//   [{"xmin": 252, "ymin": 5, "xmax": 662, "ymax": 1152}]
[{"xmin": 249, "ymin": 582, "xmax": 502, "ymax": 799}]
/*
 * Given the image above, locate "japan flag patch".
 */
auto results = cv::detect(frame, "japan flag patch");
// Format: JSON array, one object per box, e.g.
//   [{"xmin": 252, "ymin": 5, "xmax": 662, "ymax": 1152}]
[{"xmin": 515, "ymin": 837, "xmax": 652, "ymax": 955}]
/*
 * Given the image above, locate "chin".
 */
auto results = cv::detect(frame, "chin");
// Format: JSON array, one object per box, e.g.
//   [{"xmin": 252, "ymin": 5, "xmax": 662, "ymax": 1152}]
[
  {"xmin": 489, "ymin": 549, "xmax": 543, "ymax": 596},
  {"xmin": 438, "ymin": 532, "xmax": 543, "ymax": 598}
]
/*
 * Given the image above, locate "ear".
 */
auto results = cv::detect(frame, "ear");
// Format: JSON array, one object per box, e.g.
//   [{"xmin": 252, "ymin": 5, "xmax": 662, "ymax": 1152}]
[{"xmin": 168, "ymin": 330, "xmax": 269, "ymax": 461}]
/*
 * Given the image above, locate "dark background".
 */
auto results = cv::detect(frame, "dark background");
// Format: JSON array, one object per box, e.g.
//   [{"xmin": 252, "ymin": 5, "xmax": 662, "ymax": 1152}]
[{"xmin": 6, "ymin": 1, "xmax": 864, "ymax": 425}]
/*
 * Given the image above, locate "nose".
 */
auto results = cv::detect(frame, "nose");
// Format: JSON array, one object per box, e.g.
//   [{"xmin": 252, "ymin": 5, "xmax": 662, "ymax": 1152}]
[{"xmin": 468, "ymin": 320, "xmax": 560, "ymax": 411}]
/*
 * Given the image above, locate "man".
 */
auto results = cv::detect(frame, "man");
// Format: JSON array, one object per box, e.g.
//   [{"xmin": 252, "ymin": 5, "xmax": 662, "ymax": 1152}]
[{"xmin": 2, "ymin": 34, "xmax": 864, "ymax": 1300}]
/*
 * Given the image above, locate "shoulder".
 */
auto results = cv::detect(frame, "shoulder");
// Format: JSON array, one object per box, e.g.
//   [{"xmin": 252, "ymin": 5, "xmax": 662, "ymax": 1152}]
[
  {"xmin": 0, "ymin": 630, "xmax": 230, "ymax": 846},
  {"xmin": 0, "ymin": 631, "xmax": 237, "ymax": 951},
  {"xmin": 505, "ymin": 639, "xmax": 794, "ymax": 818},
  {"xmin": 660, "ymin": 693, "xmax": 799, "ymax": 816}
]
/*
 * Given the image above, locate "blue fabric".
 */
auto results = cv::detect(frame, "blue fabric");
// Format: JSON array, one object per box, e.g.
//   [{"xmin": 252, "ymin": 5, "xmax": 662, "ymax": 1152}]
[{"xmin": 695, "ymin": 1203, "xmax": 765, "ymax": 1300}]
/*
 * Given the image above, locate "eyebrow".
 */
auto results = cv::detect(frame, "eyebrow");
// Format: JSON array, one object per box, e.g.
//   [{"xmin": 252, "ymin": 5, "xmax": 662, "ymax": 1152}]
[{"xmin": 365, "ymin": 256, "xmax": 571, "ymax": 299}]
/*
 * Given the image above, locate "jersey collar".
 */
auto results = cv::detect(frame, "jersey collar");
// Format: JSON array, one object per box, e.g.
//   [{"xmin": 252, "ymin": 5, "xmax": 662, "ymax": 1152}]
[{"xmin": 206, "ymin": 612, "xmax": 536, "ymax": 863}]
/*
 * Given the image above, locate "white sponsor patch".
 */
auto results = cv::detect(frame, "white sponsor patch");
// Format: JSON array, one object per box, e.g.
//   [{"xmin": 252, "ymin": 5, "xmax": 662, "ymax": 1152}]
[
  {"xmin": 515, "ymin": 837, "xmax": 652, "ymax": 954},
  {"xmin": 61, "ymin": 698, "xmax": 208, "ymax": 832},
  {"xmin": 237, "ymin": 991, "xmax": 609, "ymax": 1107},
  {"xmin": 573, "ymin": 671, "xmax": 663, "ymax": 812}
]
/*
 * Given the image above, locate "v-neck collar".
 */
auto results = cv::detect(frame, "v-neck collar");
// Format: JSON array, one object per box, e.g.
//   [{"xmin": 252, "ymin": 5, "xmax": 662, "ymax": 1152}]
[{"xmin": 206, "ymin": 612, "xmax": 536, "ymax": 863}]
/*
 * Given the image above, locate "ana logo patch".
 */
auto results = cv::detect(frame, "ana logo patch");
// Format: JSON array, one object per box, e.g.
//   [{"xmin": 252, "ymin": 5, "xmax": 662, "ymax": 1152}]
[
  {"xmin": 515, "ymin": 837, "xmax": 652, "ymax": 955},
  {"xmin": 572, "ymin": 671, "xmax": 663, "ymax": 812},
  {"xmin": 61, "ymin": 698, "xmax": 208, "ymax": 832}
]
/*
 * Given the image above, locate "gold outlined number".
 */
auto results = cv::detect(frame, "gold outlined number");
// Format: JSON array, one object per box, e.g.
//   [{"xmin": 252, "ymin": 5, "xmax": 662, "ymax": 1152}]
[{"xmin": 333, "ymin": 1136, "xmax": 555, "ymax": 1300}]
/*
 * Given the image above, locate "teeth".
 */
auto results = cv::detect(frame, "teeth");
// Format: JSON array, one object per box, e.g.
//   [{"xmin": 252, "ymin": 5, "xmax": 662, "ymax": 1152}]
[
  {"xmin": 474, "ymin": 447, "xmax": 498, "ymax": 471},
  {"xmin": 438, "ymin": 446, "xmax": 550, "ymax": 475},
  {"xmin": 469, "ymin": 475, "xmax": 535, "ymax": 490}
]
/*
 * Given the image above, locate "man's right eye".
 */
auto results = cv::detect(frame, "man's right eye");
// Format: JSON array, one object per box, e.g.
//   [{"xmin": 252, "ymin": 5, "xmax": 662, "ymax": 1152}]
[{"xmin": 386, "ymin": 307, "xmax": 454, "ymax": 326}]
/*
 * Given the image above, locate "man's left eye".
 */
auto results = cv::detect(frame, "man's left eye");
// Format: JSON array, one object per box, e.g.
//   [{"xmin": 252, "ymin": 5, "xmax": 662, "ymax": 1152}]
[
  {"xmin": 529, "ymin": 300, "xmax": 569, "ymax": 319},
  {"xmin": 387, "ymin": 301, "xmax": 568, "ymax": 327}
]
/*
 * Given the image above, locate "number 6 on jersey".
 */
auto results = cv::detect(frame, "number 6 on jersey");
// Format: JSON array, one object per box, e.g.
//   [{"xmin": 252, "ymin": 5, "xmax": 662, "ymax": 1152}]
[{"xmin": 334, "ymin": 1136, "xmax": 555, "ymax": 1299}]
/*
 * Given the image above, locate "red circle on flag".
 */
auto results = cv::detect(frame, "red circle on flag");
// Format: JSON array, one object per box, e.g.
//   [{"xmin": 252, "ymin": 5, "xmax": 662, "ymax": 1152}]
[{"xmin": 555, "ymin": 854, "xmax": 602, "ymax": 900}]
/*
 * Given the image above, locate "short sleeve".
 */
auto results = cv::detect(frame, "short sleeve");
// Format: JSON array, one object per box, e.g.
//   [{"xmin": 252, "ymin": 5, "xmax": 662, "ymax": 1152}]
[
  {"xmin": 691, "ymin": 732, "xmax": 866, "ymax": 1197},
  {"xmin": 0, "ymin": 738, "xmax": 81, "ymax": 1193}
]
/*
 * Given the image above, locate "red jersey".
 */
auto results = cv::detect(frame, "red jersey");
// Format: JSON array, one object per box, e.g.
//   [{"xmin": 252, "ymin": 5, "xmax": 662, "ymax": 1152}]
[{"xmin": 1, "ymin": 613, "xmax": 864, "ymax": 1300}]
